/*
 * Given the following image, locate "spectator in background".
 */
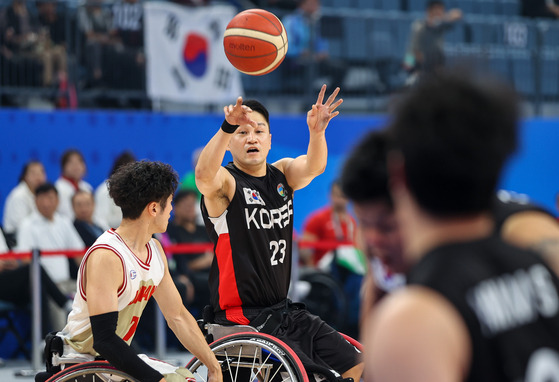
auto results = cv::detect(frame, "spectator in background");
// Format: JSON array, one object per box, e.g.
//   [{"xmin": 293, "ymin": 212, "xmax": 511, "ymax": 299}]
[
  {"xmin": 77, "ymin": 0, "xmax": 116, "ymax": 88},
  {"xmin": 72, "ymin": 190, "xmax": 104, "ymax": 279},
  {"xmin": 180, "ymin": 147, "xmax": 204, "ymax": 224},
  {"xmin": 108, "ymin": 0, "xmax": 145, "ymax": 91},
  {"xmin": 403, "ymin": 1, "xmax": 462, "ymax": 84},
  {"xmin": 2, "ymin": 160, "xmax": 47, "ymax": 248},
  {"xmin": 0, "ymin": 226, "xmax": 72, "ymax": 335},
  {"xmin": 36, "ymin": 0, "xmax": 76, "ymax": 108},
  {"xmin": 94, "ymin": 151, "xmax": 136, "ymax": 230},
  {"xmin": 55, "ymin": 149, "xmax": 93, "ymax": 221},
  {"xmin": 16, "ymin": 183, "xmax": 85, "ymax": 330},
  {"xmin": 3, "ymin": 0, "xmax": 67, "ymax": 87},
  {"xmin": 72, "ymin": 190, "xmax": 104, "ymax": 247},
  {"xmin": 166, "ymin": 190, "xmax": 213, "ymax": 315},
  {"xmin": 282, "ymin": 0, "xmax": 346, "ymax": 92},
  {"xmin": 300, "ymin": 180, "xmax": 357, "ymax": 267}
]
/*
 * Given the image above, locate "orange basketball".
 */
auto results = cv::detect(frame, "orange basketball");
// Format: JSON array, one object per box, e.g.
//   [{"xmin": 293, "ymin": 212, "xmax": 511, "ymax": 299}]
[{"xmin": 223, "ymin": 9, "xmax": 288, "ymax": 76}]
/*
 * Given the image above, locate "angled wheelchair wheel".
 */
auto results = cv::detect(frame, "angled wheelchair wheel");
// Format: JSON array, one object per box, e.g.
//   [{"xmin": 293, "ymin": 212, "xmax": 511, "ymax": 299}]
[
  {"xmin": 46, "ymin": 360, "xmax": 139, "ymax": 382},
  {"xmin": 187, "ymin": 332, "xmax": 309, "ymax": 382}
]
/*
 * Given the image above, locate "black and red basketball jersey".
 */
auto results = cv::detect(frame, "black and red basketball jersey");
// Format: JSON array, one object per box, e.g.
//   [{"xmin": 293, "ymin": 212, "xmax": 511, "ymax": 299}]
[{"xmin": 201, "ymin": 162, "xmax": 294, "ymax": 325}]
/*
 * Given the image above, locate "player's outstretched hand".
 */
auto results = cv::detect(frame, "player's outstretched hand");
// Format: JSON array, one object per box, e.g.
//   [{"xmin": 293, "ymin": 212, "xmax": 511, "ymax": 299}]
[
  {"xmin": 307, "ymin": 85, "xmax": 343, "ymax": 134},
  {"xmin": 224, "ymin": 96, "xmax": 257, "ymax": 128}
]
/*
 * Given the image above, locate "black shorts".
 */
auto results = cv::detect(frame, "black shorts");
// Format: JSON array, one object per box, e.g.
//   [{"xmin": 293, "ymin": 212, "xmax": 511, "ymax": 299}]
[{"xmin": 271, "ymin": 308, "xmax": 361, "ymax": 375}]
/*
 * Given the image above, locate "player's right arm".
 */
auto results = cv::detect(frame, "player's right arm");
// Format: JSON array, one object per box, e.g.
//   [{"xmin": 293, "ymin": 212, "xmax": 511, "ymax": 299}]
[
  {"xmin": 85, "ymin": 248, "xmax": 166, "ymax": 382},
  {"xmin": 195, "ymin": 96, "xmax": 256, "ymax": 217}
]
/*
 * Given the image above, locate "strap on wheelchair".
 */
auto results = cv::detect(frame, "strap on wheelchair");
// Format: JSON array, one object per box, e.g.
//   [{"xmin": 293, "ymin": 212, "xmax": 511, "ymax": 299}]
[
  {"xmin": 249, "ymin": 299, "xmax": 306, "ymax": 334},
  {"xmin": 44, "ymin": 331, "xmax": 64, "ymax": 374}
]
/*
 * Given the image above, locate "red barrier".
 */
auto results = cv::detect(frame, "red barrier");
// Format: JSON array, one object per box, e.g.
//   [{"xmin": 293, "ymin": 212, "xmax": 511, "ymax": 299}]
[{"xmin": 0, "ymin": 240, "xmax": 353, "ymax": 260}]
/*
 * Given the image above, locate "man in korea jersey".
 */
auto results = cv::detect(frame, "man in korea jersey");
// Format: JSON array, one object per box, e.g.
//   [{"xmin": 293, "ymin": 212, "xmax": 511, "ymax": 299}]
[
  {"xmin": 35, "ymin": 161, "xmax": 221, "ymax": 382},
  {"xmin": 196, "ymin": 85, "xmax": 363, "ymax": 382},
  {"xmin": 365, "ymin": 70, "xmax": 559, "ymax": 381}
]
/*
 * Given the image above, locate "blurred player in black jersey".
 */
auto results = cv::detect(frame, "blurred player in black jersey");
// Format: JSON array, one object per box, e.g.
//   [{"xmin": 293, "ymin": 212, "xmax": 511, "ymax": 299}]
[
  {"xmin": 340, "ymin": 130, "xmax": 559, "ymax": 334},
  {"xmin": 355, "ymin": 70, "xmax": 559, "ymax": 381},
  {"xmin": 195, "ymin": 85, "xmax": 363, "ymax": 382}
]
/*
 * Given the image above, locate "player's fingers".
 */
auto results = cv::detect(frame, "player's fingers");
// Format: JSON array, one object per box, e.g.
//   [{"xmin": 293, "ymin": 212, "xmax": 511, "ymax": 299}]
[
  {"xmin": 325, "ymin": 87, "xmax": 340, "ymax": 106},
  {"xmin": 330, "ymin": 98, "xmax": 343, "ymax": 112},
  {"xmin": 329, "ymin": 111, "xmax": 340, "ymax": 120},
  {"xmin": 315, "ymin": 84, "xmax": 326, "ymax": 105},
  {"xmin": 235, "ymin": 96, "xmax": 243, "ymax": 107}
]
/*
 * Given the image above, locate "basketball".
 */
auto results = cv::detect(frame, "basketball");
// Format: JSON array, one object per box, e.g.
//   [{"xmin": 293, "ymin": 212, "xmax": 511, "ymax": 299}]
[{"xmin": 223, "ymin": 9, "xmax": 288, "ymax": 76}]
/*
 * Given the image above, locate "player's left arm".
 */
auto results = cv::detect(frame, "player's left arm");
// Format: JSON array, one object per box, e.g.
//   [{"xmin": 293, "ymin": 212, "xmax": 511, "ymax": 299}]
[
  {"xmin": 152, "ymin": 240, "xmax": 222, "ymax": 382},
  {"xmin": 501, "ymin": 210, "xmax": 559, "ymax": 276},
  {"xmin": 273, "ymin": 85, "xmax": 343, "ymax": 191},
  {"xmin": 366, "ymin": 286, "xmax": 471, "ymax": 382}
]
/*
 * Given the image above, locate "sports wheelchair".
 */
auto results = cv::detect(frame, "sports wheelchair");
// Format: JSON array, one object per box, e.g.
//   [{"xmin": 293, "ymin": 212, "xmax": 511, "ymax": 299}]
[
  {"xmin": 187, "ymin": 321, "xmax": 362, "ymax": 382},
  {"xmin": 40, "ymin": 322, "xmax": 361, "ymax": 382}
]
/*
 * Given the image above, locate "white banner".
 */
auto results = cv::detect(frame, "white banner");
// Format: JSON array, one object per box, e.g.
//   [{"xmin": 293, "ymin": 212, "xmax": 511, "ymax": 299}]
[{"xmin": 144, "ymin": 2, "xmax": 243, "ymax": 104}]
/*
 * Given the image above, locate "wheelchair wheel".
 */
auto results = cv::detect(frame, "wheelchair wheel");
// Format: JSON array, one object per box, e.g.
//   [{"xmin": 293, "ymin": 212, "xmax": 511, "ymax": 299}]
[
  {"xmin": 298, "ymin": 269, "xmax": 348, "ymax": 331},
  {"xmin": 187, "ymin": 332, "xmax": 309, "ymax": 382},
  {"xmin": 46, "ymin": 360, "xmax": 139, "ymax": 382}
]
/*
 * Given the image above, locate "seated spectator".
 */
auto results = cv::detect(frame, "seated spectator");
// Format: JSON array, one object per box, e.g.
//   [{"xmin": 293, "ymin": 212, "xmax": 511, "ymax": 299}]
[
  {"xmin": 282, "ymin": 0, "xmax": 346, "ymax": 93},
  {"xmin": 403, "ymin": 1, "xmax": 462, "ymax": 84},
  {"xmin": 55, "ymin": 149, "xmax": 93, "ymax": 221},
  {"xmin": 108, "ymin": 0, "xmax": 145, "ymax": 91},
  {"xmin": 93, "ymin": 151, "xmax": 136, "ymax": 230},
  {"xmin": 2, "ymin": 160, "xmax": 47, "ymax": 248},
  {"xmin": 77, "ymin": 0, "xmax": 116, "ymax": 88},
  {"xmin": 179, "ymin": 147, "xmax": 203, "ymax": 224},
  {"xmin": 300, "ymin": 180, "xmax": 363, "ymax": 338},
  {"xmin": 72, "ymin": 190, "xmax": 104, "ymax": 247},
  {"xmin": 300, "ymin": 180, "xmax": 357, "ymax": 267},
  {"xmin": 72, "ymin": 190, "xmax": 104, "ymax": 279},
  {"xmin": 36, "ymin": 0, "xmax": 76, "ymax": 108},
  {"xmin": 3, "ymin": 0, "xmax": 67, "ymax": 87},
  {"xmin": 166, "ymin": 190, "xmax": 213, "ymax": 315},
  {"xmin": 0, "ymin": 226, "xmax": 72, "ymax": 335},
  {"xmin": 15, "ymin": 183, "xmax": 85, "ymax": 330}
]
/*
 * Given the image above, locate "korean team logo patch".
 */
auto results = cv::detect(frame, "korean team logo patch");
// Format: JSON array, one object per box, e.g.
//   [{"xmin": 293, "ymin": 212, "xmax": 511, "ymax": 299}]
[{"xmin": 243, "ymin": 187, "xmax": 266, "ymax": 205}]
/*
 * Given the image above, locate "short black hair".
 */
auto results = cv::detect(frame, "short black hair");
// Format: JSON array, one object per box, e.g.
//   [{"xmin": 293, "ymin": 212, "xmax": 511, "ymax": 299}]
[
  {"xmin": 108, "ymin": 160, "xmax": 178, "ymax": 220},
  {"xmin": 60, "ymin": 148, "xmax": 85, "ymax": 170},
  {"xmin": 340, "ymin": 129, "xmax": 392, "ymax": 205},
  {"xmin": 427, "ymin": 1, "xmax": 444, "ymax": 10},
  {"xmin": 18, "ymin": 160, "xmax": 43, "ymax": 183},
  {"xmin": 388, "ymin": 69, "xmax": 519, "ymax": 216},
  {"xmin": 243, "ymin": 99, "xmax": 270, "ymax": 129},
  {"xmin": 35, "ymin": 182, "xmax": 58, "ymax": 197},
  {"xmin": 174, "ymin": 189, "xmax": 198, "ymax": 205}
]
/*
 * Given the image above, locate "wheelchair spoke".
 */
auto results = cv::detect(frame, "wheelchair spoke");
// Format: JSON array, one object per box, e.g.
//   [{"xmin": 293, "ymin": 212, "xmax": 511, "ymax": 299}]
[
  {"xmin": 250, "ymin": 347, "xmax": 258, "ymax": 381},
  {"xmin": 252, "ymin": 347, "xmax": 273, "ymax": 381},
  {"xmin": 234, "ymin": 345, "xmax": 242, "ymax": 382},
  {"xmin": 224, "ymin": 349, "xmax": 236, "ymax": 382}
]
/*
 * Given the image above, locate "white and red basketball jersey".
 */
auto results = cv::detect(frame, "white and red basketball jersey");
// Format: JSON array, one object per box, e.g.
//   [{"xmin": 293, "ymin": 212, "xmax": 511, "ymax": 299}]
[{"xmin": 59, "ymin": 228, "xmax": 165, "ymax": 355}]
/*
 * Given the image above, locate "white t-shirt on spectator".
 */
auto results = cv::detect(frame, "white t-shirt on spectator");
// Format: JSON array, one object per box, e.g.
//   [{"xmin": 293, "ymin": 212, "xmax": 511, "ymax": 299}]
[
  {"xmin": 16, "ymin": 212, "xmax": 85, "ymax": 283},
  {"xmin": 55, "ymin": 177, "xmax": 93, "ymax": 221},
  {"xmin": 2, "ymin": 181, "xmax": 38, "ymax": 235},
  {"xmin": 93, "ymin": 181, "xmax": 122, "ymax": 230}
]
